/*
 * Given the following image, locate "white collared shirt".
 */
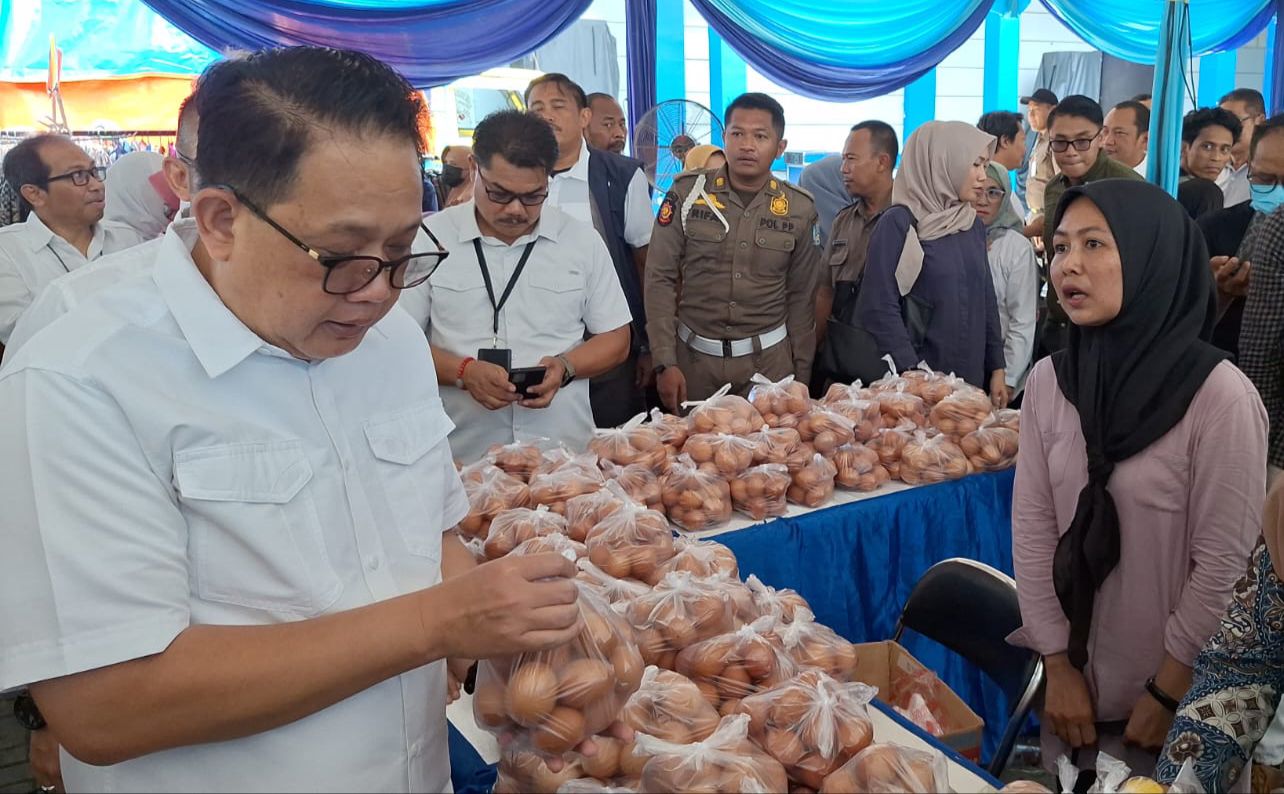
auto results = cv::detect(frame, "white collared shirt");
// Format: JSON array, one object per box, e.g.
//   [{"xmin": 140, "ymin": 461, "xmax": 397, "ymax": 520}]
[
  {"xmin": 4, "ymin": 218, "xmax": 194, "ymax": 356},
  {"xmin": 0, "ymin": 212, "xmax": 145, "ymax": 343},
  {"xmin": 398, "ymin": 203, "xmax": 632, "ymax": 463},
  {"xmin": 1218, "ymin": 162, "xmax": 1251, "ymax": 207},
  {"xmin": 548, "ymin": 138, "xmax": 654, "ymax": 248},
  {"xmin": 0, "ymin": 229, "xmax": 466, "ymax": 793},
  {"xmin": 1134, "ymin": 154, "xmax": 1149, "ymax": 178}
]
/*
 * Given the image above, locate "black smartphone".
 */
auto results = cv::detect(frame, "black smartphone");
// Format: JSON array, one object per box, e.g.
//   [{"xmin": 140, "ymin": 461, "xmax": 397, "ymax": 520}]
[
  {"xmin": 509, "ymin": 366, "xmax": 547, "ymax": 398},
  {"xmin": 477, "ymin": 347, "xmax": 512, "ymax": 371}
]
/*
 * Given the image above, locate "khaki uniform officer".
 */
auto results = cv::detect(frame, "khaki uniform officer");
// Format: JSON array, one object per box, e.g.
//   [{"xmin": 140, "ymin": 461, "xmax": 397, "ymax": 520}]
[{"xmin": 645, "ymin": 165, "xmax": 821, "ymax": 407}]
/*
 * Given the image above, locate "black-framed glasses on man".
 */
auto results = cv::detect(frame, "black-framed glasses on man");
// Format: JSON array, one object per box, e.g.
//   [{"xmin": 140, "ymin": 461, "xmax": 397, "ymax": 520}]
[
  {"xmin": 1049, "ymin": 133, "xmax": 1100, "ymax": 153},
  {"xmin": 42, "ymin": 167, "xmax": 108, "ymax": 187},
  {"xmin": 476, "ymin": 171, "xmax": 548, "ymax": 207},
  {"xmin": 217, "ymin": 185, "xmax": 449, "ymax": 295},
  {"xmin": 1249, "ymin": 170, "xmax": 1284, "ymax": 192}
]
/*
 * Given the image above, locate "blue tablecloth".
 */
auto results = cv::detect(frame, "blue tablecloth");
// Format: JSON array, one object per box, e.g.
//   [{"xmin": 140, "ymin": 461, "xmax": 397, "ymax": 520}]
[{"xmin": 717, "ymin": 469, "xmax": 1018, "ymax": 765}]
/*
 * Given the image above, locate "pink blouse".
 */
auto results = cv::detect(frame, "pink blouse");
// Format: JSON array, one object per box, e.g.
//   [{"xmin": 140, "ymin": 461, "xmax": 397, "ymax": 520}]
[{"xmin": 1010, "ymin": 358, "xmax": 1267, "ymax": 720}]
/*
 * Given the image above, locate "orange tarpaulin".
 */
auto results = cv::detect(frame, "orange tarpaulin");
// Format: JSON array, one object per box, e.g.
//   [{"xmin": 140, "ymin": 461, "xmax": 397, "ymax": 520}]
[{"xmin": 0, "ymin": 75, "xmax": 194, "ymax": 131}]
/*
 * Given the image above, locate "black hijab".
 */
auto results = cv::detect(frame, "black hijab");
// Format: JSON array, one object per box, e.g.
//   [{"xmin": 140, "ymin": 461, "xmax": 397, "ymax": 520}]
[{"xmin": 1050, "ymin": 179, "xmax": 1226, "ymax": 671}]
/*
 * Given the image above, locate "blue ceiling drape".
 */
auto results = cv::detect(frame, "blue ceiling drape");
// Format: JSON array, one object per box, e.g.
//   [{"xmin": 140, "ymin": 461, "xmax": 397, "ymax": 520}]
[
  {"xmin": 1039, "ymin": 0, "xmax": 1274, "ymax": 63},
  {"xmin": 684, "ymin": 0, "xmax": 996, "ymax": 101},
  {"xmin": 136, "ymin": 0, "xmax": 594, "ymax": 87}
]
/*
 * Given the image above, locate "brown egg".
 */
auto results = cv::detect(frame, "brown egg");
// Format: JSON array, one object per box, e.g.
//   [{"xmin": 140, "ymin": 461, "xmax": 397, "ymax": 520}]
[
  {"xmin": 741, "ymin": 642, "xmax": 775, "ymax": 680},
  {"xmin": 773, "ymin": 687, "xmax": 815, "ymax": 725},
  {"xmin": 696, "ymin": 679, "xmax": 720, "ymax": 707},
  {"xmin": 474, "ymin": 678, "xmax": 509, "ymax": 728},
  {"xmin": 716, "ymin": 664, "xmax": 754, "ymax": 698},
  {"xmin": 836, "ymin": 716, "xmax": 874, "ymax": 756},
  {"xmin": 679, "ymin": 490, "xmax": 703, "ymax": 509},
  {"xmin": 766, "ymin": 727, "xmax": 807, "ymax": 767},
  {"xmin": 580, "ymin": 735, "xmax": 623, "ymax": 779},
  {"xmin": 582, "ymin": 610, "xmax": 617, "ymax": 655},
  {"xmin": 719, "ymin": 697, "xmax": 743, "ymax": 717},
  {"xmin": 532, "ymin": 705, "xmax": 586, "ymax": 755},
  {"xmin": 612, "ymin": 644, "xmax": 644, "ymax": 692},
  {"xmin": 506, "ymin": 662, "xmax": 559, "ymax": 727},
  {"xmin": 557, "ymin": 658, "xmax": 614, "ymax": 708},
  {"xmin": 619, "ymin": 739, "xmax": 649, "ymax": 778},
  {"xmin": 666, "ymin": 615, "xmax": 698, "ymax": 648}
]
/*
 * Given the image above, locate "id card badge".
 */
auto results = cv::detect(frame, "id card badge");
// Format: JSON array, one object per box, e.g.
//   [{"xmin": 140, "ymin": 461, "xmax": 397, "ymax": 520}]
[{"xmin": 478, "ymin": 347, "xmax": 512, "ymax": 371}]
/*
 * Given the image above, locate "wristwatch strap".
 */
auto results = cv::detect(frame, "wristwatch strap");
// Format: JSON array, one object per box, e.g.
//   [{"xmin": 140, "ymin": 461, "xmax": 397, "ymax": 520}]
[
  {"xmin": 555, "ymin": 354, "xmax": 576, "ymax": 387},
  {"xmin": 13, "ymin": 691, "xmax": 46, "ymax": 731},
  {"xmin": 1145, "ymin": 676, "xmax": 1180, "ymax": 712}
]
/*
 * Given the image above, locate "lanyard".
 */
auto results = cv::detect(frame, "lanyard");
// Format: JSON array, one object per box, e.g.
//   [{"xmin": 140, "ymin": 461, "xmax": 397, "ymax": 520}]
[{"xmin": 474, "ymin": 237, "xmax": 537, "ymax": 348}]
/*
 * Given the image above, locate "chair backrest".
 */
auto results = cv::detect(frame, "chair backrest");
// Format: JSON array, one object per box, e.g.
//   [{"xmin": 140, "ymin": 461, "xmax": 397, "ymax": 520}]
[{"xmin": 896, "ymin": 558, "xmax": 1034, "ymax": 706}]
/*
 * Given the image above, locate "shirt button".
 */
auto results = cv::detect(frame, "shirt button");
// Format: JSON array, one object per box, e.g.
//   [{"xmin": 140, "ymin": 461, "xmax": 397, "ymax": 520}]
[
  {"xmin": 729, "ymin": 301, "xmax": 737, "ymax": 308},
  {"xmin": 366, "ymin": 555, "xmax": 381, "ymax": 571},
  {"xmin": 734, "ymin": 272, "xmax": 742, "ymax": 279},
  {"xmin": 757, "ymin": 238, "xmax": 766, "ymax": 245},
  {"xmin": 743, "ymin": 210, "xmax": 752, "ymax": 219},
  {"xmin": 739, "ymin": 241, "xmax": 748, "ymax": 249}
]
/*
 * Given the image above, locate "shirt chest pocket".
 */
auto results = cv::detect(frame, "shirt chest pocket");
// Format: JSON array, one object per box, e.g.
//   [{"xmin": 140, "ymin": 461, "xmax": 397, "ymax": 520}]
[
  {"xmin": 752, "ymin": 229, "xmax": 796, "ymax": 278},
  {"xmin": 828, "ymin": 239, "xmax": 849, "ymax": 268},
  {"xmin": 430, "ymin": 267, "xmax": 487, "ymax": 333},
  {"xmin": 175, "ymin": 440, "xmax": 341, "ymax": 618},
  {"xmin": 528, "ymin": 267, "xmax": 585, "ymax": 322},
  {"xmin": 364, "ymin": 399, "xmax": 455, "ymax": 560}
]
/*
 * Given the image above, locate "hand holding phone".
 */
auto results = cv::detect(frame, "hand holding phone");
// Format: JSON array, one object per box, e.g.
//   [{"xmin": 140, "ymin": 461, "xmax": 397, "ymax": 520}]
[{"xmin": 508, "ymin": 366, "xmax": 547, "ymax": 399}]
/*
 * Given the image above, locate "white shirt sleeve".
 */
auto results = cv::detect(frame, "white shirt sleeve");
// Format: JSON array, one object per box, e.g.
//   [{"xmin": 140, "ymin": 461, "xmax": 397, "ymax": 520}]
[
  {"xmin": 622, "ymin": 168, "xmax": 654, "ymax": 249},
  {"xmin": 6, "ymin": 282, "xmax": 69, "ymax": 356},
  {"xmin": 0, "ymin": 250, "xmax": 33, "ymax": 346},
  {"xmin": 0, "ymin": 367, "xmax": 191, "ymax": 690},
  {"xmin": 580, "ymin": 230, "xmax": 634, "ymax": 336},
  {"xmin": 994, "ymin": 233, "xmax": 1040, "ymax": 388}
]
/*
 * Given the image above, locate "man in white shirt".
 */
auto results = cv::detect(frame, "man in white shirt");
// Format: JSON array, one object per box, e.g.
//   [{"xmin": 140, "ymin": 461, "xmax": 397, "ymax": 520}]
[
  {"xmin": 6, "ymin": 94, "xmax": 205, "ymax": 358},
  {"xmin": 0, "ymin": 135, "xmax": 146, "ymax": 349},
  {"xmin": 399, "ymin": 109, "xmax": 632, "ymax": 463},
  {"xmin": 526, "ymin": 74, "xmax": 654, "ymax": 427},
  {"xmin": 1219, "ymin": 88, "xmax": 1268, "ymax": 208},
  {"xmin": 1102, "ymin": 100, "xmax": 1151, "ymax": 177},
  {"xmin": 0, "ymin": 47, "xmax": 586, "ymax": 794}
]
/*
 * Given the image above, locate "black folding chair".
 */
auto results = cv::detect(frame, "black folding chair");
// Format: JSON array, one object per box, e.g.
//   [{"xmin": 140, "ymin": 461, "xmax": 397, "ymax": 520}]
[{"xmin": 892, "ymin": 558, "xmax": 1045, "ymax": 777}]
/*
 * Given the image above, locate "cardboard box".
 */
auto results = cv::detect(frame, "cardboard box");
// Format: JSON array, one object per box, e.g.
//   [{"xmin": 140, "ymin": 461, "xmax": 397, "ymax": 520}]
[{"xmin": 852, "ymin": 640, "xmax": 986, "ymax": 762}]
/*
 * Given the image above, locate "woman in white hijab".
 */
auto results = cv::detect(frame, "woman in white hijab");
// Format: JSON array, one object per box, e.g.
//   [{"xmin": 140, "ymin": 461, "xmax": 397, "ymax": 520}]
[
  {"xmin": 855, "ymin": 120, "xmax": 1009, "ymax": 405},
  {"xmin": 104, "ymin": 150, "xmax": 179, "ymax": 240}
]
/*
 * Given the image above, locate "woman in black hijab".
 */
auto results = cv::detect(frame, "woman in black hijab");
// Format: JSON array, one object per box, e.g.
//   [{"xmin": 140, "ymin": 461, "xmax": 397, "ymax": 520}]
[{"xmin": 1009, "ymin": 179, "xmax": 1268, "ymax": 775}]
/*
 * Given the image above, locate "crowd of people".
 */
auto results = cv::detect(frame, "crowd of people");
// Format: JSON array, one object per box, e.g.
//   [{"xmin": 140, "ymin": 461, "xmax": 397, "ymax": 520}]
[{"xmin": 1, "ymin": 41, "xmax": 1284, "ymax": 794}]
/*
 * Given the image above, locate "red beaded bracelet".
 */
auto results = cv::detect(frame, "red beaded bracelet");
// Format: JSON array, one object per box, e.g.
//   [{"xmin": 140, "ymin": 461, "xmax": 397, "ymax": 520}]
[{"xmin": 456, "ymin": 356, "xmax": 476, "ymax": 387}]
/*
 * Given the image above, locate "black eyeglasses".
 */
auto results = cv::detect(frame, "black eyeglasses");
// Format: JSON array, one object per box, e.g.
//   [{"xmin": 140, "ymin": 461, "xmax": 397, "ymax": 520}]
[
  {"xmin": 477, "ymin": 171, "xmax": 548, "ymax": 207},
  {"xmin": 1249, "ymin": 169, "xmax": 1283, "ymax": 192},
  {"xmin": 219, "ymin": 186, "xmax": 449, "ymax": 295},
  {"xmin": 42, "ymin": 166, "xmax": 107, "ymax": 187},
  {"xmin": 1049, "ymin": 132, "xmax": 1100, "ymax": 153}
]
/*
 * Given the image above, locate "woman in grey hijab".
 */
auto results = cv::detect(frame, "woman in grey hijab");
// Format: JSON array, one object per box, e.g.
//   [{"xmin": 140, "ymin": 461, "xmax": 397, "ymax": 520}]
[{"xmin": 855, "ymin": 120, "xmax": 1009, "ymax": 404}]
